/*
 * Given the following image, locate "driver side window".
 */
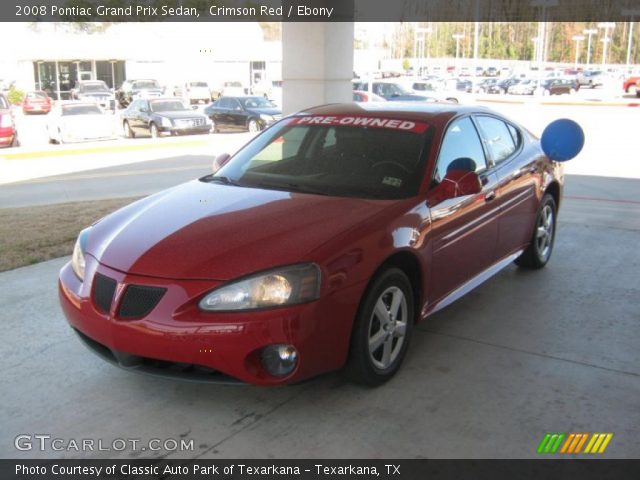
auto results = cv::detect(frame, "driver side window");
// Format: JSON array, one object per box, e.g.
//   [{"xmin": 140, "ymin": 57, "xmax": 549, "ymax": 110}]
[{"xmin": 433, "ymin": 117, "xmax": 487, "ymax": 184}]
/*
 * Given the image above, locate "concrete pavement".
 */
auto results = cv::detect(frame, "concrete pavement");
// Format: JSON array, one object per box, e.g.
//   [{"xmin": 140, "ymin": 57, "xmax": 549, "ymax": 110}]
[{"xmin": 1, "ymin": 175, "xmax": 639, "ymax": 459}]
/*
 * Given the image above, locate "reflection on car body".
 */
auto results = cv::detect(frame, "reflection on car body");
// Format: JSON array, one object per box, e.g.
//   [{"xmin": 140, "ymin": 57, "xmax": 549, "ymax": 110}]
[{"xmin": 59, "ymin": 102, "xmax": 573, "ymax": 387}]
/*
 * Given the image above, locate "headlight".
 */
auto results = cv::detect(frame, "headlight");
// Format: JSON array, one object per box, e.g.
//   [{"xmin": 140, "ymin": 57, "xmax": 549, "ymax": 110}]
[
  {"xmin": 199, "ymin": 264, "xmax": 320, "ymax": 311},
  {"xmin": 160, "ymin": 117, "xmax": 172, "ymax": 127},
  {"xmin": 71, "ymin": 228, "xmax": 90, "ymax": 281},
  {"xmin": 259, "ymin": 114, "xmax": 274, "ymax": 122}
]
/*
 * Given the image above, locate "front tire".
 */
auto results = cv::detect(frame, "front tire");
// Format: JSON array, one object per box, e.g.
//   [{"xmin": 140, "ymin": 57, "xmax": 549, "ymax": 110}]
[
  {"xmin": 150, "ymin": 123, "xmax": 159, "ymax": 139},
  {"xmin": 123, "ymin": 121, "xmax": 135, "ymax": 138},
  {"xmin": 515, "ymin": 194, "xmax": 557, "ymax": 269},
  {"xmin": 344, "ymin": 268, "xmax": 414, "ymax": 386}
]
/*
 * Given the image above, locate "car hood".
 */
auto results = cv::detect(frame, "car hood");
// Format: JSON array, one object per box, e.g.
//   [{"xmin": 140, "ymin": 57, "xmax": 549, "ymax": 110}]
[
  {"xmin": 87, "ymin": 180, "xmax": 393, "ymax": 280},
  {"xmin": 153, "ymin": 111, "xmax": 205, "ymax": 120}
]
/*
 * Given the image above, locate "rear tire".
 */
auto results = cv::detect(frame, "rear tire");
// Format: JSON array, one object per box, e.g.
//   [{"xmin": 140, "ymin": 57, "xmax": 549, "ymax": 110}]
[
  {"xmin": 515, "ymin": 194, "xmax": 557, "ymax": 269},
  {"xmin": 344, "ymin": 268, "xmax": 415, "ymax": 386}
]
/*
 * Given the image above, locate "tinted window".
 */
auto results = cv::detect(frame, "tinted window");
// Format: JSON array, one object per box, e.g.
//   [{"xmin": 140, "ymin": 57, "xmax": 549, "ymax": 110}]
[
  {"xmin": 433, "ymin": 117, "xmax": 486, "ymax": 183},
  {"xmin": 150, "ymin": 100, "xmax": 187, "ymax": 112},
  {"xmin": 218, "ymin": 98, "xmax": 234, "ymax": 109},
  {"xmin": 132, "ymin": 80, "xmax": 160, "ymax": 89},
  {"xmin": 475, "ymin": 116, "xmax": 517, "ymax": 164},
  {"xmin": 214, "ymin": 119, "xmax": 432, "ymax": 200},
  {"xmin": 62, "ymin": 104, "xmax": 102, "ymax": 116}
]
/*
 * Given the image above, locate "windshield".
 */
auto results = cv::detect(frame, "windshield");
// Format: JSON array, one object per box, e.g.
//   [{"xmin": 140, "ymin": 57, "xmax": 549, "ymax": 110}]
[
  {"xmin": 79, "ymin": 83, "xmax": 108, "ymax": 93},
  {"xmin": 62, "ymin": 104, "xmax": 102, "ymax": 115},
  {"xmin": 189, "ymin": 82, "xmax": 208, "ymax": 87},
  {"xmin": 240, "ymin": 97, "xmax": 276, "ymax": 108},
  {"xmin": 376, "ymin": 83, "xmax": 413, "ymax": 97},
  {"xmin": 212, "ymin": 115, "xmax": 432, "ymax": 200},
  {"xmin": 133, "ymin": 80, "xmax": 160, "ymax": 89},
  {"xmin": 225, "ymin": 82, "xmax": 242, "ymax": 87},
  {"xmin": 150, "ymin": 100, "xmax": 187, "ymax": 112}
]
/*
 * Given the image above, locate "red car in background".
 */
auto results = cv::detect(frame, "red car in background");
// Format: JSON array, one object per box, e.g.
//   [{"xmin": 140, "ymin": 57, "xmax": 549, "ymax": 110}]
[
  {"xmin": 622, "ymin": 76, "xmax": 640, "ymax": 95},
  {"xmin": 22, "ymin": 91, "xmax": 52, "ymax": 114},
  {"xmin": 0, "ymin": 92, "xmax": 18, "ymax": 148},
  {"xmin": 59, "ymin": 103, "xmax": 580, "ymax": 386}
]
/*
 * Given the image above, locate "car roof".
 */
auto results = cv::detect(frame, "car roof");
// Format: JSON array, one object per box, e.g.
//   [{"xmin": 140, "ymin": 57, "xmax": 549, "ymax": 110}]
[{"xmin": 298, "ymin": 102, "xmax": 494, "ymax": 126}]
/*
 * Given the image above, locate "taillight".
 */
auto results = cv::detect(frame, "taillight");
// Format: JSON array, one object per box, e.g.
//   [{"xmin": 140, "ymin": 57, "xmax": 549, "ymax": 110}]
[{"xmin": 0, "ymin": 114, "xmax": 14, "ymax": 128}]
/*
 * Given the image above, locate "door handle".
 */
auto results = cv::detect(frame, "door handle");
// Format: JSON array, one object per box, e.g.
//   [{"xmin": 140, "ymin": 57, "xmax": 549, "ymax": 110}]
[{"xmin": 485, "ymin": 191, "xmax": 497, "ymax": 202}]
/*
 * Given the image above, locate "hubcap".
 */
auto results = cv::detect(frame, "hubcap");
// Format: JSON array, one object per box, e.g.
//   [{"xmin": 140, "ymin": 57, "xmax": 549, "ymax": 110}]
[
  {"xmin": 535, "ymin": 205, "xmax": 554, "ymax": 262},
  {"xmin": 367, "ymin": 286, "xmax": 407, "ymax": 371},
  {"xmin": 249, "ymin": 121, "xmax": 258, "ymax": 133}
]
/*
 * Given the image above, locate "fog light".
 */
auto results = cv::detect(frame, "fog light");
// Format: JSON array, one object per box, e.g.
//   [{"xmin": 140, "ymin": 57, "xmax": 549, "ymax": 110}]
[{"xmin": 261, "ymin": 344, "xmax": 298, "ymax": 377}]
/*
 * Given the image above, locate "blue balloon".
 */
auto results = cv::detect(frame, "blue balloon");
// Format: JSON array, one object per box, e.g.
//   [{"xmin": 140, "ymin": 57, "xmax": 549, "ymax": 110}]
[{"xmin": 540, "ymin": 119, "xmax": 584, "ymax": 162}]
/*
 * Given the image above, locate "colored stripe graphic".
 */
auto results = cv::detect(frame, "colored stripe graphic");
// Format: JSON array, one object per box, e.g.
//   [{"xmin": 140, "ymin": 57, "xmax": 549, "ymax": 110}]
[
  {"xmin": 540, "ymin": 433, "xmax": 614, "ymax": 455},
  {"xmin": 537, "ymin": 433, "xmax": 565, "ymax": 454},
  {"xmin": 584, "ymin": 433, "xmax": 614, "ymax": 454}
]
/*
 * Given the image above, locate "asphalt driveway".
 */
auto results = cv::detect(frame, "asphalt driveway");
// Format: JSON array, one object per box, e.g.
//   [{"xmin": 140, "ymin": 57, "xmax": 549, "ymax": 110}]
[{"xmin": 1, "ymin": 175, "xmax": 638, "ymax": 459}]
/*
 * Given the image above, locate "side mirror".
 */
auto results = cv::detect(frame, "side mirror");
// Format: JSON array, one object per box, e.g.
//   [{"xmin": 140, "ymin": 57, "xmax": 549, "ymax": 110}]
[
  {"xmin": 212, "ymin": 153, "xmax": 231, "ymax": 173},
  {"xmin": 541, "ymin": 119, "xmax": 584, "ymax": 162},
  {"xmin": 428, "ymin": 170, "xmax": 482, "ymax": 206}
]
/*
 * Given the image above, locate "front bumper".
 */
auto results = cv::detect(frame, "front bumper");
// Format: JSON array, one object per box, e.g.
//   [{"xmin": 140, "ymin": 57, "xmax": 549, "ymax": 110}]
[
  {"xmin": 59, "ymin": 257, "xmax": 361, "ymax": 385},
  {"xmin": 158, "ymin": 125, "xmax": 211, "ymax": 136}
]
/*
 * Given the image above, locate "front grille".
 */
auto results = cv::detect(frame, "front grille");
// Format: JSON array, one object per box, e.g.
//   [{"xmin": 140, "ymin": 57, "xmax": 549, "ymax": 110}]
[
  {"xmin": 72, "ymin": 329, "xmax": 243, "ymax": 384},
  {"xmin": 93, "ymin": 273, "xmax": 117, "ymax": 314},
  {"xmin": 175, "ymin": 118, "xmax": 205, "ymax": 128},
  {"xmin": 118, "ymin": 285, "xmax": 166, "ymax": 319}
]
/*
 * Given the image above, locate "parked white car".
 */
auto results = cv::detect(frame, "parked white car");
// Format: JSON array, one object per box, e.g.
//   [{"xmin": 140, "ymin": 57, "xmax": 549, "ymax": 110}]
[
  {"xmin": 211, "ymin": 81, "xmax": 247, "ymax": 100},
  {"xmin": 173, "ymin": 81, "xmax": 211, "ymax": 104},
  {"xmin": 47, "ymin": 102, "xmax": 116, "ymax": 144}
]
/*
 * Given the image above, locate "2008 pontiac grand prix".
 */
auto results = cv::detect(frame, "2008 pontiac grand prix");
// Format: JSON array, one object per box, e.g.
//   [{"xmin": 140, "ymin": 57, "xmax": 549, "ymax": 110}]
[{"xmin": 59, "ymin": 102, "xmax": 579, "ymax": 386}]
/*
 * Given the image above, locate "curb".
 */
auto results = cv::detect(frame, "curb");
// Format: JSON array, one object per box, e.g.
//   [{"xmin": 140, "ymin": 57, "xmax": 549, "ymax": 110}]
[{"xmin": 1, "ymin": 137, "xmax": 211, "ymax": 161}]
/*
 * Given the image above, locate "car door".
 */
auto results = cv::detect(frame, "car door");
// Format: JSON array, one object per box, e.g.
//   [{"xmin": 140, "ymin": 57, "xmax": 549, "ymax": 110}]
[
  {"xmin": 124, "ymin": 100, "xmax": 141, "ymax": 132},
  {"xmin": 226, "ymin": 98, "xmax": 247, "ymax": 129},
  {"xmin": 132, "ymin": 100, "xmax": 150, "ymax": 134},
  {"xmin": 427, "ymin": 116, "xmax": 500, "ymax": 305},
  {"xmin": 215, "ymin": 98, "xmax": 234, "ymax": 128},
  {"xmin": 474, "ymin": 115, "xmax": 539, "ymax": 258}
]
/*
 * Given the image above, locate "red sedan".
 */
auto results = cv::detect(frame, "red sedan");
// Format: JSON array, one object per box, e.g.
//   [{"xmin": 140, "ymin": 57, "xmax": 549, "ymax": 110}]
[
  {"xmin": 0, "ymin": 93, "xmax": 18, "ymax": 148},
  {"xmin": 22, "ymin": 91, "xmax": 52, "ymax": 114},
  {"xmin": 59, "ymin": 103, "xmax": 580, "ymax": 386}
]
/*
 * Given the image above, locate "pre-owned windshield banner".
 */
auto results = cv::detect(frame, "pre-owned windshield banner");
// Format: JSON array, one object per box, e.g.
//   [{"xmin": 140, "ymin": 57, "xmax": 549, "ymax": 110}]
[{"xmin": 289, "ymin": 116, "xmax": 430, "ymax": 134}]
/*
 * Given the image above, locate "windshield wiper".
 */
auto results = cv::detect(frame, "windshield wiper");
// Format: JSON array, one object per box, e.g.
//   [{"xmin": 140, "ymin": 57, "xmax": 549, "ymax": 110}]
[
  {"xmin": 203, "ymin": 175, "xmax": 244, "ymax": 187},
  {"xmin": 252, "ymin": 181, "xmax": 330, "ymax": 196}
]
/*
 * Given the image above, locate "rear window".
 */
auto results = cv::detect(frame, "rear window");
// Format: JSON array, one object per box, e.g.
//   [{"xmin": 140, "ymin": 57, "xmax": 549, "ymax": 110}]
[
  {"xmin": 62, "ymin": 104, "xmax": 102, "ymax": 115},
  {"xmin": 214, "ymin": 115, "xmax": 432, "ymax": 200},
  {"xmin": 26, "ymin": 92, "xmax": 47, "ymax": 99}
]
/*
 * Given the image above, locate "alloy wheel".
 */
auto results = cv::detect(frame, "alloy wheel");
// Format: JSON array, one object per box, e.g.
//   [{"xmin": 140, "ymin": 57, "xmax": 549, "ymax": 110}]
[
  {"xmin": 367, "ymin": 286, "xmax": 408, "ymax": 371},
  {"xmin": 535, "ymin": 204, "xmax": 554, "ymax": 263}
]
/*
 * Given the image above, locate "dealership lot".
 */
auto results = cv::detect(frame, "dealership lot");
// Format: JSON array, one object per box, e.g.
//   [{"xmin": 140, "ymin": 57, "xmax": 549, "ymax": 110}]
[{"xmin": 1, "ymin": 103, "xmax": 639, "ymax": 458}]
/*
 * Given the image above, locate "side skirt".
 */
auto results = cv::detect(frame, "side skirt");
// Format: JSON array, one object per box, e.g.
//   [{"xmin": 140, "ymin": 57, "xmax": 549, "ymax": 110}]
[{"xmin": 425, "ymin": 249, "xmax": 524, "ymax": 318}]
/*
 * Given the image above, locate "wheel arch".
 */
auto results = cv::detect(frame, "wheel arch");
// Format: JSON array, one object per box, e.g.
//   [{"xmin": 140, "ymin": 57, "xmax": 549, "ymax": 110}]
[
  {"xmin": 544, "ymin": 180, "xmax": 561, "ymax": 210},
  {"xmin": 365, "ymin": 251, "xmax": 424, "ymax": 325}
]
